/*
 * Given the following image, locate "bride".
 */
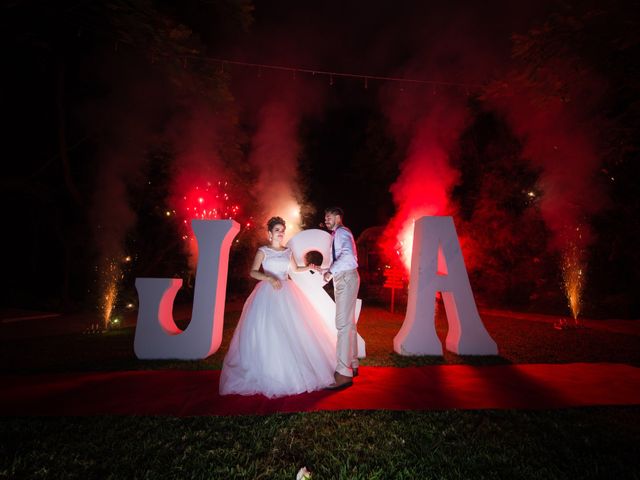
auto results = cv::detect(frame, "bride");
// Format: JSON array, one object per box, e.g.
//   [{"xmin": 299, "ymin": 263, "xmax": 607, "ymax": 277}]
[{"xmin": 219, "ymin": 216, "xmax": 337, "ymax": 398}]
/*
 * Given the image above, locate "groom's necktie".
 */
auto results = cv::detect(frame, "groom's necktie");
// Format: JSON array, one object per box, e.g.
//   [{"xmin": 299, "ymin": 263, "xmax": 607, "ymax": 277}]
[{"xmin": 331, "ymin": 229, "xmax": 338, "ymax": 262}]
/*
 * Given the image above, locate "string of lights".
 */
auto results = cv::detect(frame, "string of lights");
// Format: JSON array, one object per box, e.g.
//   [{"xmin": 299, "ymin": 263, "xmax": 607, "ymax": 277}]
[
  {"xmin": 185, "ymin": 55, "xmax": 484, "ymax": 90},
  {"xmin": 63, "ymin": 11, "xmax": 483, "ymax": 91}
]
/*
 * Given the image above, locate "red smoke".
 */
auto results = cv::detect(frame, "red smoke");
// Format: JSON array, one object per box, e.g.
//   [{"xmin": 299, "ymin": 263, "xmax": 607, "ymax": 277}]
[
  {"xmin": 372, "ymin": 3, "xmax": 515, "ymax": 272},
  {"xmin": 379, "ymin": 90, "xmax": 469, "ymax": 270},
  {"xmin": 485, "ymin": 51, "xmax": 609, "ymax": 316},
  {"xmin": 248, "ymin": 99, "xmax": 304, "ymax": 240},
  {"xmin": 490, "ymin": 64, "xmax": 606, "ymax": 253},
  {"xmin": 166, "ymin": 102, "xmax": 247, "ymax": 267},
  {"xmin": 231, "ymin": 59, "xmax": 325, "ymax": 241}
]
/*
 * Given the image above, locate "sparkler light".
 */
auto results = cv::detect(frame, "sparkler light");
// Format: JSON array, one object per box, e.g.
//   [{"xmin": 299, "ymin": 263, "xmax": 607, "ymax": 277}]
[
  {"xmin": 562, "ymin": 239, "xmax": 586, "ymax": 323},
  {"xmin": 554, "ymin": 226, "xmax": 587, "ymax": 330},
  {"xmin": 100, "ymin": 258, "xmax": 122, "ymax": 330},
  {"xmin": 103, "ymin": 281, "xmax": 117, "ymax": 327}
]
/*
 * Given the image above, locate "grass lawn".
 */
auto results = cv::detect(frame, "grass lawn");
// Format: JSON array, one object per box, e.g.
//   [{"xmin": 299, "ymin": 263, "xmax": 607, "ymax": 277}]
[{"xmin": 1, "ymin": 304, "xmax": 640, "ymax": 478}]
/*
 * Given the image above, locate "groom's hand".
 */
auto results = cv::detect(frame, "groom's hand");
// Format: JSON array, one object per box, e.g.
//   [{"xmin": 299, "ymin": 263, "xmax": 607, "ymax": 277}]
[{"xmin": 323, "ymin": 271, "xmax": 333, "ymax": 282}]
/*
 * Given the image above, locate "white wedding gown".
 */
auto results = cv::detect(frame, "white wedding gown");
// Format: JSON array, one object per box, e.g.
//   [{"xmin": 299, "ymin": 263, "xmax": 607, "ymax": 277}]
[{"xmin": 219, "ymin": 246, "xmax": 337, "ymax": 398}]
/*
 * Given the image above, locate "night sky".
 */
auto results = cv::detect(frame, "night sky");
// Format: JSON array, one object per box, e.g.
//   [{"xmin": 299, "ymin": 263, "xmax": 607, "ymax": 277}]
[{"xmin": 2, "ymin": 0, "xmax": 639, "ymax": 319}]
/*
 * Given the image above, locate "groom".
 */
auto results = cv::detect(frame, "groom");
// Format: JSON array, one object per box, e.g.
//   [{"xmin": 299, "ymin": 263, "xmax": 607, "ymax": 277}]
[{"xmin": 323, "ymin": 206, "xmax": 360, "ymax": 390}]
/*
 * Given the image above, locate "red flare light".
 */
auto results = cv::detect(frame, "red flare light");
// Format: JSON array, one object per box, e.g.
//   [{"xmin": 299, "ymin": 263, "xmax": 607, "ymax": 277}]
[{"xmin": 169, "ymin": 176, "xmax": 253, "ymax": 269}]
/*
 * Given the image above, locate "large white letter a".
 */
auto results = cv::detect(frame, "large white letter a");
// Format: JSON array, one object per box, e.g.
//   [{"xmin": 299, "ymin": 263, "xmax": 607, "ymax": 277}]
[{"xmin": 394, "ymin": 216, "xmax": 498, "ymax": 356}]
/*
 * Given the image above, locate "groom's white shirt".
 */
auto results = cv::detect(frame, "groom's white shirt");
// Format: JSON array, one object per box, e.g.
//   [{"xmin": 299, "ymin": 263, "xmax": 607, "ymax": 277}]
[{"xmin": 329, "ymin": 226, "xmax": 358, "ymax": 275}]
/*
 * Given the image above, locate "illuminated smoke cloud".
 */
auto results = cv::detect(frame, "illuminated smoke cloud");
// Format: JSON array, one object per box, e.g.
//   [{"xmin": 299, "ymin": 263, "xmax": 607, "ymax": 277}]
[
  {"xmin": 236, "ymin": 71, "xmax": 324, "ymax": 240},
  {"xmin": 488, "ymin": 77, "xmax": 606, "ymax": 251},
  {"xmin": 370, "ymin": 2, "xmax": 564, "ymax": 272},
  {"xmin": 89, "ymin": 74, "xmax": 163, "ymax": 268},
  {"xmin": 380, "ymin": 91, "xmax": 469, "ymax": 270},
  {"xmin": 224, "ymin": 2, "xmax": 546, "ymax": 256},
  {"xmin": 166, "ymin": 103, "xmax": 238, "ymax": 267},
  {"xmin": 367, "ymin": 0, "xmax": 538, "ymax": 270},
  {"xmin": 377, "ymin": 29, "xmax": 496, "ymax": 269},
  {"xmin": 248, "ymin": 99, "xmax": 303, "ymax": 239},
  {"xmin": 88, "ymin": 72, "xmax": 166, "ymax": 325},
  {"xmin": 486, "ymin": 58, "xmax": 609, "ymax": 317}
]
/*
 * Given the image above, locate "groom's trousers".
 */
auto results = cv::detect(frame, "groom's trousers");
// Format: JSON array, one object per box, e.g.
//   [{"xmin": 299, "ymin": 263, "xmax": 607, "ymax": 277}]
[{"xmin": 333, "ymin": 269, "xmax": 360, "ymax": 377}]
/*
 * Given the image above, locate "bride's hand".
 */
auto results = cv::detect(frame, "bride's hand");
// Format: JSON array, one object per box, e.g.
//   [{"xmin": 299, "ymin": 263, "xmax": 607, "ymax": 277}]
[{"xmin": 269, "ymin": 277, "xmax": 282, "ymax": 290}]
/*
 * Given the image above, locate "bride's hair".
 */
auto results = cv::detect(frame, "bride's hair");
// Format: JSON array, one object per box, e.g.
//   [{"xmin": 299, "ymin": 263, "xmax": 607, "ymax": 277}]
[{"xmin": 267, "ymin": 216, "xmax": 286, "ymax": 232}]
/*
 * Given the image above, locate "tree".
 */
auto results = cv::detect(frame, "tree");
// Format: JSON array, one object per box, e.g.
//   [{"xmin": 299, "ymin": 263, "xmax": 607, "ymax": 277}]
[
  {"xmin": 452, "ymin": 103, "xmax": 559, "ymax": 311},
  {"xmin": 483, "ymin": 0, "xmax": 640, "ymax": 317},
  {"xmin": 1, "ymin": 0, "xmax": 253, "ymax": 312}
]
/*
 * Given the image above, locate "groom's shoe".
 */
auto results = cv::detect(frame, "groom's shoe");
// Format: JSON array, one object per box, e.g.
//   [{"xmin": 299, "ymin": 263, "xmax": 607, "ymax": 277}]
[{"xmin": 325, "ymin": 372, "xmax": 353, "ymax": 391}]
